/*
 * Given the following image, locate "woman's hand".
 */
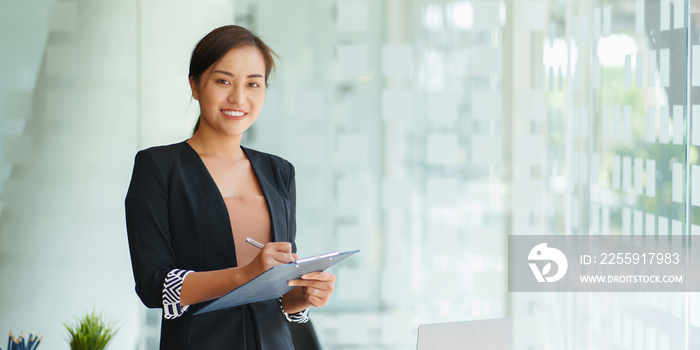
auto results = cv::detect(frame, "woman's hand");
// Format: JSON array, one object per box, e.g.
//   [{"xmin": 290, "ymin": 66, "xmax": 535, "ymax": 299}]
[
  {"xmin": 287, "ymin": 271, "xmax": 336, "ymax": 307},
  {"xmin": 243, "ymin": 242, "xmax": 297, "ymax": 281}
]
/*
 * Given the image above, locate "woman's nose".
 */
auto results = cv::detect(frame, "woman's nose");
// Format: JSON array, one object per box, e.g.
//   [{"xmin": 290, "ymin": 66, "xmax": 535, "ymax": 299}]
[{"xmin": 227, "ymin": 87, "xmax": 244, "ymax": 105}]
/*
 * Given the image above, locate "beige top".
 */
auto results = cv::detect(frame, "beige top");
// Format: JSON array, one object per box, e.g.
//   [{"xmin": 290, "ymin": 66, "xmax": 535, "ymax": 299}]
[{"xmin": 223, "ymin": 196, "xmax": 272, "ymax": 267}]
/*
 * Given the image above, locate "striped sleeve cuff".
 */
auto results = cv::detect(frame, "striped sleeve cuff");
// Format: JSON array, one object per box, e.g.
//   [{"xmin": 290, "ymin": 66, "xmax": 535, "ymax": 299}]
[
  {"xmin": 279, "ymin": 298, "xmax": 309, "ymax": 323},
  {"xmin": 163, "ymin": 269, "xmax": 194, "ymax": 320}
]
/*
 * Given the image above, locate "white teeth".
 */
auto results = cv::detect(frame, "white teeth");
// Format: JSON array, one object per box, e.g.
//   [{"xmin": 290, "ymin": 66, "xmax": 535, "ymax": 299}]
[{"xmin": 222, "ymin": 110, "xmax": 245, "ymax": 117}]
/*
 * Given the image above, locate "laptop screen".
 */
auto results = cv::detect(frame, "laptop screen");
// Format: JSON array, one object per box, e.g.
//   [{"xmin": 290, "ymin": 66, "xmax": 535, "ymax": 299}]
[{"xmin": 416, "ymin": 318, "xmax": 512, "ymax": 350}]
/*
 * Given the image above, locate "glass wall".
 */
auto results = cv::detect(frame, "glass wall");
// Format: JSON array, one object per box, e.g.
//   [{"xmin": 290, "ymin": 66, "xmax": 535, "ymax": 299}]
[{"xmin": 1, "ymin": 0, "xmax": 699, "ymax": 349}]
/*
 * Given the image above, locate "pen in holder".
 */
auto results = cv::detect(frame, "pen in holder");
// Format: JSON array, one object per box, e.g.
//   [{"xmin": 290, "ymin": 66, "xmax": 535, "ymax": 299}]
[{"xmin": 5, "ymin": 331, "xmax": 42, "ymax": 350}]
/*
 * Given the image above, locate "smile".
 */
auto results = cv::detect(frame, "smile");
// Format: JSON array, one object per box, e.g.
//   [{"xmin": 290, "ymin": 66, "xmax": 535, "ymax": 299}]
[{"xmin": 222, "ymin": 110, "xmax": 246, "ymax": 117}]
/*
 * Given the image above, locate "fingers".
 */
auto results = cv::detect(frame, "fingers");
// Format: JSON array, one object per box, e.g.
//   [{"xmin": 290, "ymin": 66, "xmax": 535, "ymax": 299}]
[
  {"xmin": 304, "ymin": 271, "xmax": 335, "ymax": 281},
  {"xmin": 287, "ymin": 271, "xmax": 336, "ymax": 307},
  {"xmin": 261, "ymin": 242, "xmax": 295, "ymax": 264},
  {"xmin": 305, "ymin": 293, "xmax": 329, "ymax": 308},
  {"xmin": 270, "ymin": 243, "xmax": 295, "ymax": 264},
  {"xmin": 264, "ymin": 242, "xmax": 292, "ymax": 254},
  {"xmin": 301, "ymin": 284, "xmax": 334, "ymax": 307},
  {"xmin": 243, "ymin": 242, "xmax": 297, "ymax": 281},
  {"xmin": 289, "ymin": 271, "xmax": 336, "ymax": 284}
]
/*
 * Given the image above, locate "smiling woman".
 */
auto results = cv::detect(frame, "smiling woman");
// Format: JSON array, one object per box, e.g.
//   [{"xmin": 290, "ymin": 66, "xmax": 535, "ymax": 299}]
[
  {"xmin": 187, "ymin": 25, "xmax": 277, "ymax": 135},
  {"xmin": 125, "ymin": 25, "xmax": 336, "ymax": 350},
  {"xmin": 189, "ymin": 46, "xmax": 267, "ymax": 142}
]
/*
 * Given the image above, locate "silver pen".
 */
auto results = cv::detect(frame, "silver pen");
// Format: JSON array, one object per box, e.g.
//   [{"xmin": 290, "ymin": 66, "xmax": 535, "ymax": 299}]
[
  {"xmin": 245, "ymin": 237, "xmax": 265, "ymax": 249},
  {"xmin": 246, "ymin": 237, "xmax": 299, "ymax": 264}
]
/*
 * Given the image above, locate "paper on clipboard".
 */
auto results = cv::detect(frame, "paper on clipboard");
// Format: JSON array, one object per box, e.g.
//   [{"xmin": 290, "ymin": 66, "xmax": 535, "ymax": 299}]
[{"xmin": 194, "ymin": 249, "xmax": 360, "ymax": 315}]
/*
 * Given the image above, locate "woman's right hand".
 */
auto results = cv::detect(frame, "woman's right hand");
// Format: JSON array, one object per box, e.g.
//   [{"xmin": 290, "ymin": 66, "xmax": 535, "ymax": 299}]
[
  {"xmin": 181, "ymin": 242, "xmax": 298, "ymax": 306},
  {"xmin": 243, "ymin": 242, "xmax": 297, "ymax": 280}
]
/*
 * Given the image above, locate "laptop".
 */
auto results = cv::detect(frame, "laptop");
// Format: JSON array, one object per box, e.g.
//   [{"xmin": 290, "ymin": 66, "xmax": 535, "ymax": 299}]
[{"xmin": 416, "ymin": 317, "xmax": 512, "ymax": 350}]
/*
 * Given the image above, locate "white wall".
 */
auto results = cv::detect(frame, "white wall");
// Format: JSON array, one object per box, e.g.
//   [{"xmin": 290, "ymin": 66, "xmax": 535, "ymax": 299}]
[{"xmin": 0, "ymin": 0, "xmax": 233, "ymax": 348}]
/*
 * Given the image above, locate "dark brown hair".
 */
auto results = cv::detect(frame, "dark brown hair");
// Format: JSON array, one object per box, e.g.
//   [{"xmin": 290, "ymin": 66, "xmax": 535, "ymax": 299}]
[{"xmin": 189, "ymin": 25, "xmax": 277, "ymax": 133}]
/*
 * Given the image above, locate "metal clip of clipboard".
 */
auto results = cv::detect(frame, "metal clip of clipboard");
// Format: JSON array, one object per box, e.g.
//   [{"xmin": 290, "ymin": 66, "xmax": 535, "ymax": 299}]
[{"xmin": 294, "ymin": 251, "xmax": 340, "ymax": 265}]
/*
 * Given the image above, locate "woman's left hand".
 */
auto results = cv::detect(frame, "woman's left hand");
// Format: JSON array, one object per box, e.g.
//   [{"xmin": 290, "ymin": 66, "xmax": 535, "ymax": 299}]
[{"xmin": 288, "ymin": 271, "xmax": 336, "ymax": 307}]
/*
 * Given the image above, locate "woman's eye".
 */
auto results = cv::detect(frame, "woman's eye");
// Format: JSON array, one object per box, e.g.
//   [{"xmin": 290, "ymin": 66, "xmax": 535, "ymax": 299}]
[
  {"xmin": 249, "ymin": 82, "xmax": 261, "ymax": 88},
  {"xmin": 216, "ymin": 79, "xmax": 230, "ymax": 85}
]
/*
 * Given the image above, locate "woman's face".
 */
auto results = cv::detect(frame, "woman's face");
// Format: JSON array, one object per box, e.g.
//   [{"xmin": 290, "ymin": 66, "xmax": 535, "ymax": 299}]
[{"xmin": 190, "ymin": 45, "xmax": 267, "ymax": 138}]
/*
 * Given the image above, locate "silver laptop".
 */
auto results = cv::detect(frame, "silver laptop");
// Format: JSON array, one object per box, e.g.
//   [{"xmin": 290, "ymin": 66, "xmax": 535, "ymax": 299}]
[{"xmin": 416, "ymin": 318, "xmax": 512, "ymax": 350}]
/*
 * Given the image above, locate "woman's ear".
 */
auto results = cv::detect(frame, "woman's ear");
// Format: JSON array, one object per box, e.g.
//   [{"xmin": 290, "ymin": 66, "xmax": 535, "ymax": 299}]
[{"xmin": 189, "ymin": 76, "xmax": 200, "ymax": 100}]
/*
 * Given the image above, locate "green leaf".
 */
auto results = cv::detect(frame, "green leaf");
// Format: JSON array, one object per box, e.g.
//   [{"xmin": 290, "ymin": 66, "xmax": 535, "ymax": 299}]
[{"xmin": 64, "ymin": 308, "xmax": 120, "ymax": 350}]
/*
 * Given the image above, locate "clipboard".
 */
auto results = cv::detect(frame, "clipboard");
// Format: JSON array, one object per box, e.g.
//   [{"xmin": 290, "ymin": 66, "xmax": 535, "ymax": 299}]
[{"xmin": 194, "ymin": 249, "xmax": 360, "ymax": 315}]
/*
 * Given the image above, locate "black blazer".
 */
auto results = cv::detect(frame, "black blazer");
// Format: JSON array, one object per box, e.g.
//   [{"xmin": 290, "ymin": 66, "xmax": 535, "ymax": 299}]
[{"xmin": 125, "ymin": 141, "xmax": 296, "ymax": 349}]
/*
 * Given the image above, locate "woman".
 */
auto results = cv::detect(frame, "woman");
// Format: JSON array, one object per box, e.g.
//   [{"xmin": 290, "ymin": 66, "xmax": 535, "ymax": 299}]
[{"xmin": 125, "ymin": 25, "xmax": 335, "ymax": 349}]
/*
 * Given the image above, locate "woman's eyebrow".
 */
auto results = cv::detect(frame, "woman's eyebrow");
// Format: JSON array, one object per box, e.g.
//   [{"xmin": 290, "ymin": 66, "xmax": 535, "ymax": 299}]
[
  {"xmin": 212, "ymin": 70, "xmax": 263, "ymax": 79},
  {"xmin": 212, "ymin": 69, "xmax": 233, "ymax": 76}
]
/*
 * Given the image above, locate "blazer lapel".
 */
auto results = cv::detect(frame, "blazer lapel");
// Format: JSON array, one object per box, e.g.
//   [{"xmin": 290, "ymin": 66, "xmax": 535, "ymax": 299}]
[
  {"xmin": 243, "ymin": 147, "xmax": 288, "ymax": 244},
  {"xmin": 180, "ymin": 141, "xmax": 237, "ymax": 268}
]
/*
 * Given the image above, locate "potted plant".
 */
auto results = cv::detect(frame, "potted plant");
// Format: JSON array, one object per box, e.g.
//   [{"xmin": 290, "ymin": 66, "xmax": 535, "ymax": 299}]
[{"xmin": 64, "ymin": 310, "xmax": 118, "ymax": 350}]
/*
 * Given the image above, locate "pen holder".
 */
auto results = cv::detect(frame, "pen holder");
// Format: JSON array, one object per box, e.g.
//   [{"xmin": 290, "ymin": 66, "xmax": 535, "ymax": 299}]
[{"xmin": 6, "ymin": 331, "xmax": 41, "ymax": 350}]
